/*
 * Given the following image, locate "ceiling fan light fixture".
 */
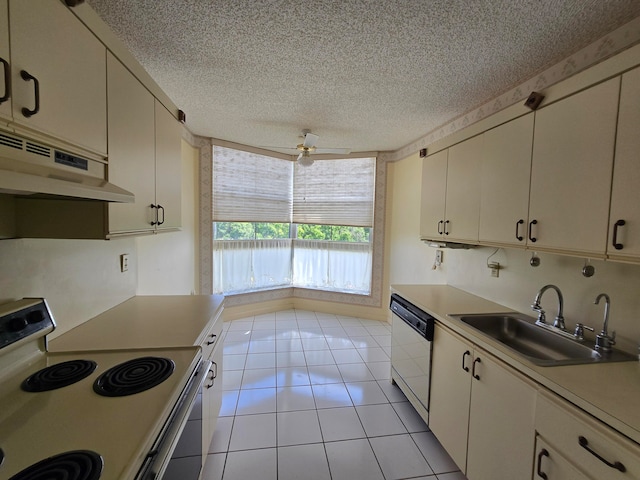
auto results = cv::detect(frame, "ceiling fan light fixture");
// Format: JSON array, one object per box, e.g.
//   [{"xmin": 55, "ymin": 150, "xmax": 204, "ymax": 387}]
[{"xmin": 297, "ymin": 150, "xmax": 314, "ymax": 166}]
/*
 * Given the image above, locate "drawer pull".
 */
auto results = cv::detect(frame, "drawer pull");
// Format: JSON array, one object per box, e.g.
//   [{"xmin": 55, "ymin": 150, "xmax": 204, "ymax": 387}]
[
  {"xmin": 536, "ymin": 448, "xmax": 549, "ymax": 479},
  {"xmin": 207, "ymin": 334, "xmax": 217, "ymax": 345},
  {"xmin": 578, "ymin": 435, "xmax": 626, "ymax": 472},
  {"xmin": 462, "ymin": 350, "xmax": 471, "ymax": 372}
]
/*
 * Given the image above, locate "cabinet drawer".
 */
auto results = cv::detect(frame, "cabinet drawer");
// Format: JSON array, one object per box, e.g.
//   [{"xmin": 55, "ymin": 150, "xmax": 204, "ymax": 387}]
[
  {"xmin": 536, "ymin": 390, "xmax": 640, "ymax": 479},
  {"xmin": 201, "ymin": 315, "xmax": 223, "ymax": 360}
]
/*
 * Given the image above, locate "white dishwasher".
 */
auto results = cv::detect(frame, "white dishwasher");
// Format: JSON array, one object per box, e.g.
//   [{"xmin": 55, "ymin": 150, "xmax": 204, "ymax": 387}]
[{"xmin": 390, "ymin": 293, "xmax": 435, "ymax": 423}]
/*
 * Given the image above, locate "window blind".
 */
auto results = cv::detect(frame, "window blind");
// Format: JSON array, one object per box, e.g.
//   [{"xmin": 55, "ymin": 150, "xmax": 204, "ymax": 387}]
[
  {"xmin": 293, "ymin": 157, "xmax": 375, "ymax": 227},
  {"xmin": 213, "ymin": 146, "xmax": 293, "ymax": 223}
]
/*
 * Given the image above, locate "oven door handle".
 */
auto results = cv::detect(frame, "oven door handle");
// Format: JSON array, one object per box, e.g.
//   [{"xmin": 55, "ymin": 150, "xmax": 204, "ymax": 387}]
[{"xmin": 137, "ymin": 359, "xmax": 211, "ymax": 480}]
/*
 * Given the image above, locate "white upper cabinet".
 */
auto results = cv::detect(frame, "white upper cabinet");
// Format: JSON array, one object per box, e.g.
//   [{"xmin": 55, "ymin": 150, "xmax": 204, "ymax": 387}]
[
  {"xmin": 607, "ymin": 66, "xmax": 640, "ymax": 261},
  {"xmin": 420, "ymin": 149, "xmax": 448, "ymax": 240},
  {"xmin": 420, "ymin": 135, "xmax": 482, "ymax": 243},
  {"xmin": 444, "ymin": 135, "xmax": 482, "ymax": 243},
  {"xmin": 528, "ymin": 78, "xmax": 620, "ymax": 257},
  {"xmin": 107, "ymin": 53, "xmax": 156, "ymax": 234},
  {"xmin": 154, "ymin": 99, "xmax": 182, "ymax": 232},
  {"xmin": 9, "ymin": 0, "xmax": 107, "ymax": 156},
  {"xmin": 0, "ymin": 0, "xmax": 10, "ymax": 125},
  {"xmin": 479, "ymin": 114, "xmax": 534, "ymax": 247},
  {"xmin": 107, "ymin": 53, "xmax": 182, "ymax": 236}
]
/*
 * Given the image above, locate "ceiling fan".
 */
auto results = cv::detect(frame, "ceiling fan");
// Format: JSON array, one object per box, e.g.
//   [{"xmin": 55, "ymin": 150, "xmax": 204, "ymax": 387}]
[{"xmin": 268, "ymin": 130, "xmax": 351, "ymax": 166}]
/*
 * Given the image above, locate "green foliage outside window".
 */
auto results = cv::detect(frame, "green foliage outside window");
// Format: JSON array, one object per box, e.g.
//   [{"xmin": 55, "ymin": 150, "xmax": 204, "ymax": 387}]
[
  {"xmin": 214, "ymin": 222, "xmax": 370, "ymax": 242},
  {"xmin": 297, "ymin": 224, "xmax": 370, "ymax": 242},
  {"xmin": 214, "ymin": 222, "xmax": 290, "ymax": 240}
]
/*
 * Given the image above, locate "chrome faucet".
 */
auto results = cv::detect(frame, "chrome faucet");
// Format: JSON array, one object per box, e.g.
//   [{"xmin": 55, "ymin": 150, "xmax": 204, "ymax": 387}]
[
  {"xmin": 594, "ymin": 293, "xmax": 616, "ymax": 352},
  {"xmin": 531, "ymin": 284, "xmax": 566, "ymax": 330}
]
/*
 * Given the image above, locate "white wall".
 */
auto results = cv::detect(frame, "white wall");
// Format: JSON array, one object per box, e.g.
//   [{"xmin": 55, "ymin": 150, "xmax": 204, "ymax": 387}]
[
  {"xmin": 0, "ymin": 237, "xmax": 137, "ymax": 338},
  {"xmin": 387, "ymin": 153, "xmax": 446, "ymax": 285},
  {"xmin": 388, "ymin": 154, "xmax": 640, "ymax": 355}
]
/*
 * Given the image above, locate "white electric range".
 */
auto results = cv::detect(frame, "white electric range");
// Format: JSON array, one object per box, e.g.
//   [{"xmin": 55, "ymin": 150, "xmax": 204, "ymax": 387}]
[{"xmin": 0, "ymin": 298, "xmax": 209, "ymax": 480}]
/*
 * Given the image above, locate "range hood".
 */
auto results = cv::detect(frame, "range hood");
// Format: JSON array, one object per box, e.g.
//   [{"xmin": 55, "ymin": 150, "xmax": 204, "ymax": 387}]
[{"xmin": 0, "ymin": 132, "xmax": 134, "ymax": 203}]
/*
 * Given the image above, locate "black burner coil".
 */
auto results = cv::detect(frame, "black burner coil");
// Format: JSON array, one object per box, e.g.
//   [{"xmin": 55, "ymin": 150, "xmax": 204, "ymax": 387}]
[
  {"xmin": 93, "ymin": 356, "xmax": 174, "ymax": 397},
  {"xmin": 9, "ymin": 450, "xmax": 103, "ymax": 480},
  {"xmin": 22, "ymin": 360, "xmax": 97, "ymax": 392}
]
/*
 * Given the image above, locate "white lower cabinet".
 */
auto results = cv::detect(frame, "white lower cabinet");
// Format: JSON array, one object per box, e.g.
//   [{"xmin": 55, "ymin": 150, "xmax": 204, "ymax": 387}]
[
  {"xmin": 534, "ymin": 436, "xmax": 592, "ymax": 480},
  {"xmin": 429, "ymin": 324, "xmax": 536, "ymax": 479},
  {"xmin": 201, "ymin": 311, "xmax": 224, "ymax": 461},
  {"xmin": 535, "ymin": 390, "xmax": 640, "ymax": 480}
]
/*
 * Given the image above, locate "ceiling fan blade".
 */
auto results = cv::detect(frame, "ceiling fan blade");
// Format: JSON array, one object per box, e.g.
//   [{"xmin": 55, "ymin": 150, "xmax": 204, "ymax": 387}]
[
  {"xmin": 303, "ymin": 132, "xmax": 319, "ymax": 149},
  {"xmin": 314, "ymin": 148, "xmax": 352, "ymax": 155}
]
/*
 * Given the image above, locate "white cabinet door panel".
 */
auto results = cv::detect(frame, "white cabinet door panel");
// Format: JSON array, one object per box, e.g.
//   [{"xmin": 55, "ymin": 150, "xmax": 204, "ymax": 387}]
[
  {"xmin": 479, "ymin": 114, "xmax": 533, "ymax": 246},
  {"xmin": 420, "ymin": 149, "xmax": 448, "ymax": 240},
  {"xmin": 529, "ymin": 78, "xmax": 619, "ymax": 255},
  {"xmin": 608, "ymin": 66, "xmax": 640, "ymax": 260}
]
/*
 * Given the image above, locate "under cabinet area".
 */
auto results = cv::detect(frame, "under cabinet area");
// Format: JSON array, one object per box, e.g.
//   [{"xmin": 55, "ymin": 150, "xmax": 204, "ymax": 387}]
[
  {"xmin": 535, "ymin": 390, "xmax": 640, "ymax": 480},
  {"xmin": 429, "ymin": 323, "xmax": 536, "ymax": 480}
]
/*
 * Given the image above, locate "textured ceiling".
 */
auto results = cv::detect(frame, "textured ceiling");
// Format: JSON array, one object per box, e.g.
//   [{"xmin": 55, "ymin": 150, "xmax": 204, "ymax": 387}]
[{"xmin": 86, "ymin": 0, "xmax": 640, "ymax": 155}]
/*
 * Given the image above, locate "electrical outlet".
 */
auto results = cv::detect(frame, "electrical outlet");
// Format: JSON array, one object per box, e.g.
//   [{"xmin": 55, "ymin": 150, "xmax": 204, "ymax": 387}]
[
  {"xmin": 489, "ymin": 261, "xmax": 500, "ymax": 277},
  {"xmin": 120, "ymin": 254, "xmax": 129, "ymax": 272},
  {"xmin": 435, "ymin": 250, "xmax": 443, "ymax": 264}
]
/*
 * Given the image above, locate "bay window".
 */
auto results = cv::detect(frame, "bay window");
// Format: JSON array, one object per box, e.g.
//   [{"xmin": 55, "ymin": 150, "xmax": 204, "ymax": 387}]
[{"xmin": 212, "ymin": 146, "xmax": 375, "ymax": 296}]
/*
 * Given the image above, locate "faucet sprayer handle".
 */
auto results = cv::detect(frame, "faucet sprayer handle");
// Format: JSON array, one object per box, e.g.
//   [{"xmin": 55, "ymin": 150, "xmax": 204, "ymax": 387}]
[{"xmin": 574, "ymin": 323, "xmax": 594, "ymax": 341}]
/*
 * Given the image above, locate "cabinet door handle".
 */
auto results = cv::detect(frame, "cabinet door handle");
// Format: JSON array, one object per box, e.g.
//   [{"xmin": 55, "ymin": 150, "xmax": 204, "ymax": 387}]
[
  {"xmin": 515, "ymin": 219, "xmax": 524, "ymax": 241},
  {"xmin": 0, "ymin": 57, "xmax": 9, "ymax": 104},
  {"xmin": 536, "ymin": 448, "xmax": 549, "ymax": 479},
  {"xmin": 20, "ymin": 70, "xmax": 40, "ymax": 117},
  {"xmin": 444, "ymin": 220, "xmax": 450, "ymax": 235},
  {"xmin": 150, "ymin": 204, "xmax": 158, "ymax": 225},
  {"xmin": 528, "ymin": 219, "xmax": 538, "ymax": 243},
  {"xmin": 206, "ymin": 333, "xmax": 217, "ymax": 345},
  {"xmin": 437, "ymin": 220, "xmax": 444, "ymax": 235},
  {"xmin": 462, "ymin": 350, "xmax": 471, "ymax": 372},
  {"xmin": 578, "ymin": 436, "xmax": 626, "ymax": 472},
  {"xmin": 612, "ymin": 219, "xmax": 625, "ymax": 250},
  {"xmin": 472, "ymin": 357, "xmax": 481, "ymax": 380},
  {"xmin": 206, "ymin": 367, "xmax": 215, "ymax": 388},
  {"xmin": 157, "ymin": 204, "xmax": 165, "ymax": 225}
]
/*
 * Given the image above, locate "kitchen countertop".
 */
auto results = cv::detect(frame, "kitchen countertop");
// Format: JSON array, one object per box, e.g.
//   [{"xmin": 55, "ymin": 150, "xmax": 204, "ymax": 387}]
[
  {"xmin": 49, "ymin": 295, "xmax": 224, "ymax": 351},
  {"xmin": 391, "ymin": 284, "xmax": 640, "ymax": 446}
]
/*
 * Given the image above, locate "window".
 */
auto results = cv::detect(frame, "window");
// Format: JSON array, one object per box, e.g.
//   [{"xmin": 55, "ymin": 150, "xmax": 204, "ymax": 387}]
[{"xmin": 212, "ymin": 146, "xmax": 376, "ymax": 296}]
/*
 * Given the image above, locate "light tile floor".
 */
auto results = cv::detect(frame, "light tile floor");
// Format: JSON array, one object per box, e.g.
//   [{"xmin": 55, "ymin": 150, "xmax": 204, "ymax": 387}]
[{"xmin": 201, "ymin": 309, "xmax": 466, "ymax": 480}]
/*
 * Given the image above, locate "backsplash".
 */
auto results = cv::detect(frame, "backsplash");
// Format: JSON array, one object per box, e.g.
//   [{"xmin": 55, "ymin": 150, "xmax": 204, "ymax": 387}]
[{"xmin": 0, "ymin": 237, "xmax": 137, "ymax": 338}]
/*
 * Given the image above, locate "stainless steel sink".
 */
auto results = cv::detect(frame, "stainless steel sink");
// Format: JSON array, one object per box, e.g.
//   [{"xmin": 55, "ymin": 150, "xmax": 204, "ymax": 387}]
[{"xmin": 449, "ymin": 313, "xmax": 636, "ymax": 366}]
